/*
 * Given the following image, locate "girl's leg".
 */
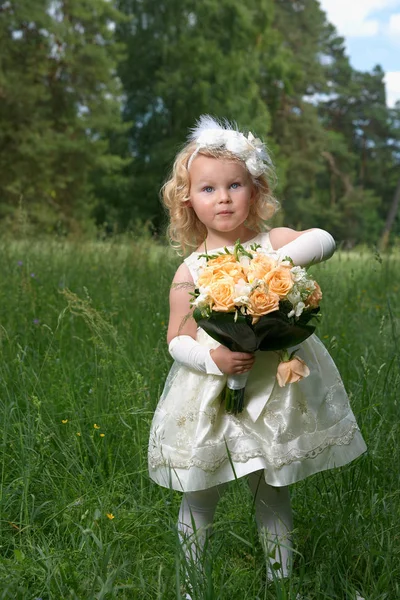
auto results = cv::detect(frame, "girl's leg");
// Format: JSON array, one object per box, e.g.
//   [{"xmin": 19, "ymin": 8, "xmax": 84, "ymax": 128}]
[
  {"xmin": 178, "ymin": 483, "xmax": 227, "ymax": 566},
  {"xmin": 248, "ymin": 470, "xmax": 293, "ymax": 579}
]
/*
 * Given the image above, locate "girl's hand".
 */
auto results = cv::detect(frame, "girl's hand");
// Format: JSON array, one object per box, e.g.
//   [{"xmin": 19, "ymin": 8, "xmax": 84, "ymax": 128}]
[{"xmin": 210, "ymin": 346, "xmax": 255, "ymax": 375}]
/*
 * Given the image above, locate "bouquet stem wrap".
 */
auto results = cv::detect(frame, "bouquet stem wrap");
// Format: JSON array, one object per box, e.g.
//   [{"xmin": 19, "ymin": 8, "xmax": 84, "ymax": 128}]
[{"xmin": 225, "ymin": 373, "xmax": 250, "ymax": 414}]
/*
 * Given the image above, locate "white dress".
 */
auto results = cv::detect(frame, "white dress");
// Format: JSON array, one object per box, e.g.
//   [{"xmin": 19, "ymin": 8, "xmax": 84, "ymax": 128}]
[{"xmin": 148, "ymin": 232, "xmax": 367, "ymax": 492}]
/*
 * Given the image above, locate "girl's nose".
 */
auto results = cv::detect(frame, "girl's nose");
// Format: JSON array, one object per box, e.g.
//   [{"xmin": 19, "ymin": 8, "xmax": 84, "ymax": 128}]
[{"xmin": 218, "ymin": 188, "xmax": 231, "ymax": 202}]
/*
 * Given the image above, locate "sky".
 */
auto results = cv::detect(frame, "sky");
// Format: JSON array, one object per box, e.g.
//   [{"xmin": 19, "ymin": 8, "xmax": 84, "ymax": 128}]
[{"xmin": 319, "ymin": 0, "xmax": 400, "ymax": 107}]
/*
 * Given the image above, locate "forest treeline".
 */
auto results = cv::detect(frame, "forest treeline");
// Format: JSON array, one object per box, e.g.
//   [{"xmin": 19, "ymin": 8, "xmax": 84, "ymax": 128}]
[{"xmin": 1, "ymin": 0, "xmax": 400, "ymax": 246}]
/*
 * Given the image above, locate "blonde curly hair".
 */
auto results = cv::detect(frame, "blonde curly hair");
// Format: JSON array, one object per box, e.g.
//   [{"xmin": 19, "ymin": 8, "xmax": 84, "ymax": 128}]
[{"xmin": 162, "ymin": 141, "xmax": 279, "ymax": 255}]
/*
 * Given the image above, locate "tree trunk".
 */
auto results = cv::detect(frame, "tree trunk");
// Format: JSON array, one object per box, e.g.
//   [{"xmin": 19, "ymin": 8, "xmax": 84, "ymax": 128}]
[
  {"xmin": 322, "ymin": 151, "xmax": 353, "ymax": 206},
  {"xmin": 380, "ymin": 177, "xmax": 400, "ymax": 251}
]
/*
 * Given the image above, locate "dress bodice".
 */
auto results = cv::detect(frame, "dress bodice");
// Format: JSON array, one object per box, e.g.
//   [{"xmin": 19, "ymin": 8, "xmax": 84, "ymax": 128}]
[{"xmin": 184, "ymin": 231, "xmax": 273, "ymax": 285}]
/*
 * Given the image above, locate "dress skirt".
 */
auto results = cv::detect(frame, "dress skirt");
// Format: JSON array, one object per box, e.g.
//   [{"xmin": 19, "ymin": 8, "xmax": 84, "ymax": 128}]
[{"xmin": 148, "ymin": 329, "xmax": 367, "ymax": 492}]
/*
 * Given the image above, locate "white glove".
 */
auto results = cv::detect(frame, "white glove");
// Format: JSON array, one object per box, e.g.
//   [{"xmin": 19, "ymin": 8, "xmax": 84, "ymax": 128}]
[
  {"xmin": 169, "ymin": 335, "xmax": 224, "ymax": 376},
  {"xmin": 277, "ymin": 229, "xmax": 335, "ymax": 267}
]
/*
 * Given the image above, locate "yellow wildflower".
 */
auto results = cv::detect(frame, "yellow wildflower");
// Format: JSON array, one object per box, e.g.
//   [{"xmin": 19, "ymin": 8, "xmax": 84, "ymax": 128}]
[
  {"xmin": 61, "ymin": 419, "xmax": 68, "ymax": 424},
  {"xmin": 100, "ymin": 433, "xmax": 105, "ymax": 438},
  {"xmin": 106, "ymin": 513, "xmax": 115, "ymax": 520},
  {"xmin": 94, "ymin": 424, "xmax": 100, "ymax": 429}
]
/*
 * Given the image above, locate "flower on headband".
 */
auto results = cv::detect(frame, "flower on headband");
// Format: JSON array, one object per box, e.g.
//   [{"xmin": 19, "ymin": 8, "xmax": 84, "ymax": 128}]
[
  {"xmin": 188, "ymin": 115, "xmax": 272, "ymax": 178},
  {"xmin": 224, "ymin": 131, "xmax": 250, "ymax": 156},
  {"xmin": 197, "ymin": 129, "xmax": 228, "ymax": 148},
  {"xmin": 245, "ymin": 155, "xmax": 265, "ymax": 177}
]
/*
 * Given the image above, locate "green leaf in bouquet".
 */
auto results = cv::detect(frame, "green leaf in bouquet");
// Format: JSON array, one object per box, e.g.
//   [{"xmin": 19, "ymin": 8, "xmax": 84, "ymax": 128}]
[
  {"xmin": 298, "ymin": 306, "xmax": 320, "ymax": 325},
  {"xmin": 193, "ymin": 309, "xmax": 257, "ymax": 353},
  {"xmin": 253, "ymin": 313, "xmax": 316, "ymax": 351},
  {"xmin": 252, "ymin": 302, "xmax": 319, "ymax": 351}
]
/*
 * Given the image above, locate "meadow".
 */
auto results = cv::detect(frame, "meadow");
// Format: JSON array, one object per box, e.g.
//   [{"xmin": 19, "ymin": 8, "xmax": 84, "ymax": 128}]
[{"xmin": 0, "ymin": 238, "xmax": 399, "ymax": 600}]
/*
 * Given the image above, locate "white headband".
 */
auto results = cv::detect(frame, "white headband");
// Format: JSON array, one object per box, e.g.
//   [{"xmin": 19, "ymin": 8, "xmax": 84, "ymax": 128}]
[{"xmin": 187, "ymin": 115, "xmax": 273, "ymax": 178}]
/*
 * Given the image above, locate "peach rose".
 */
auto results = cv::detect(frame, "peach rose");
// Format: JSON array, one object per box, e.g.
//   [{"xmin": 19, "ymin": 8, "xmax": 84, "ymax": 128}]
[
  {"xmin": 276, "ymin": 357, "xmax": 310, "ymax": 387},
  {"xmin": 305, "ymin": 282, "xmax": 323, "ymax": 308},
  {"xmin": 247, "ymin": 254, "xmax": 276, "ymax": 283},
  {"xmin": 207, "ymin": 254, "xmax": 237, "ymax": 268},
  {"xmin": 198, "ymin": 266, "xmax": 244, "ymax": 287},
  {"xmin": 219, "ymin": 264, "xmax": 246, "ymax": 283},
  {"xmin": 247, "ymin": 288, "xmax": 280, "ymax": 323},
  {"xmin": 197, "ymin": 267, "xmax": 215, "ymax": 288},
  {"xmin": 265, "ymin": 266, "xmax": 294, "ymax": 298},
  {"xmin": 208, "ymin": 279, "xmax": 235, "ymax": 312},
  {"xmin": 199, "ymin": 256, "xmax": 245, "ymax": 287}
]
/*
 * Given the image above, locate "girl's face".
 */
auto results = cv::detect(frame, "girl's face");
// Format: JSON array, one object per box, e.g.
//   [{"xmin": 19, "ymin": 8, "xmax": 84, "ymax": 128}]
[{"xmin": 188, "ymin": 155, "xmax": 254, "ymax": 239}]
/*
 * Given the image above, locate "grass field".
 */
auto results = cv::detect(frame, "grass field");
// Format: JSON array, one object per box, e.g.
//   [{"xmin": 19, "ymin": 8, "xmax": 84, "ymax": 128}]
[{"xmin": 0, "ymin": 238, "xmax": 399, "ymax": 600}]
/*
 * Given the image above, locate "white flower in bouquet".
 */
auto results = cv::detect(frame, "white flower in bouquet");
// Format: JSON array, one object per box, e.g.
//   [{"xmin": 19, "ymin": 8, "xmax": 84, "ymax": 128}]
[
  {"xmin": 233, "ymin": 280, "xmax": 252, "ymax": 306},
  {"xmin": 239, "ymin": 255, "xmax": 251, "ymax": 270},
  {"xmin": 288, "ymin": 301, "xmax": 306, "ymax": 318},
  {"xmin": 278, "ymin": 258, "xmax": 293, "ymax": 268},
  {"xmin": 290, "ymin": 266, "xmax": 309, "ymax": 284},
  {"xmin": 304, "ymin": 278, "xmax": 317, "ymax": 293},
  {"xmin": 287, "ymin": 287, "xmax": 302, "ymax": 306},
  {"xmin": 193, "ymin": 287, "xmax": 211, "ymax": 309}
]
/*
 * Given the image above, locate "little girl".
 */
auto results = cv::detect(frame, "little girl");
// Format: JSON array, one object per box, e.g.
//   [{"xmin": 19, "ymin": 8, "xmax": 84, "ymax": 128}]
[{"xmin": 148, "ymin": 115, "xmax": 366, "ymax": 591}]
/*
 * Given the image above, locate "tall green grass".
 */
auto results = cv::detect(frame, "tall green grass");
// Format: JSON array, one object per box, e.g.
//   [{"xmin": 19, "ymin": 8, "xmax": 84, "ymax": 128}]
[{"xmin": 0, "ymin": 239, "xmax": 399, "ymax": 599}]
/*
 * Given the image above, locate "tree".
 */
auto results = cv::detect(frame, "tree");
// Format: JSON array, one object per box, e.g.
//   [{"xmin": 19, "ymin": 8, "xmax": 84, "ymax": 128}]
[
  {"xmin": 260, "ymin": 1, "xmax": 392, "ymax": 245},
  {"xmin": 0, "ymin": 0, "xmax": 130, "ymax": 234},
  {"xmin": 319, "ymin": 65, "xmax": 399, "ymax": 245},
  {"xmin": 116, "ymin": 0, "xmax": 274, "ymax": 229},
  {"xmin": 259, "ymin": 0, "xmax": 348, "ymax": 231}
]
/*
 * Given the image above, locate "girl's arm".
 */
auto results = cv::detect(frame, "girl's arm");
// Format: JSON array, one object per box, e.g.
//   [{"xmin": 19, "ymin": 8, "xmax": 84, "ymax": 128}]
[
  {"xmin": 269, "ymin": 227, "xmax": 335, "ymax": 266},
  {"xmin": 167, "ymin": 262, "xmax": 197, "ymax": 344},
  {"xmin": 167, "ymin": 263, "xmax": 255, "ymax": 375}
]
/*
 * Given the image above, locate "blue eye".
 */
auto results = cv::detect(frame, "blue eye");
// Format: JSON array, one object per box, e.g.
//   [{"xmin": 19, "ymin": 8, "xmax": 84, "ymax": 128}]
[
  {"xmin": 203, "ymin": 186, "xmax": 214, "ymax": 193},
  {"xmin": 231, "ymin": 182, "xmax": 240, "ymax": 189}
]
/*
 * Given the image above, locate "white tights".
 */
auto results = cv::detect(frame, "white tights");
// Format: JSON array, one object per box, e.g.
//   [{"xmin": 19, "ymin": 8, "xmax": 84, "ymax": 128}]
[{"xmin": 178, "ymin": 471, "xmax": 293, "ymax": 580}]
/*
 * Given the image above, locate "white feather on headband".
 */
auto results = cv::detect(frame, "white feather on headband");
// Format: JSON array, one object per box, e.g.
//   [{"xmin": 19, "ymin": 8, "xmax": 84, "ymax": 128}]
[{"xmin": 187, "ymin": 115, "xmax": 273, "ymax": 178}]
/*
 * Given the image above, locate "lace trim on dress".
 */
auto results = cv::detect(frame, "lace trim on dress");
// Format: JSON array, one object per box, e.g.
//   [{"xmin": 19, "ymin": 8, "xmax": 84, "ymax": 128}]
[{"xmin": 149, "ymin": 422, "xmax": 360, "ymax": 473}]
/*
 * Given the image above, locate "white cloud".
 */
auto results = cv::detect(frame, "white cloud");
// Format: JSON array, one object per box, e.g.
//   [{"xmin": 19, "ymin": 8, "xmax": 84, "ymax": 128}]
[
  {"xmin": 388, "ymin": 13, "xmax": 400, "ymax": 34},
  {"xmin": 385, "ymin": 71, "xmax": 400, "ymax": 107},
  {"xmin": 319, "ymin": 0, "xmax": 400, "ymax": 37},
  {"xmin": 319, "ymin": 1, "xmax": 400, "ymax": 105}
]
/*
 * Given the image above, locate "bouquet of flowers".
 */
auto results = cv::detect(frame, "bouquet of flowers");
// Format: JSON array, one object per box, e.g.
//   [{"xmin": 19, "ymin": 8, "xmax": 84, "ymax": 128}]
[{"xmin": 190, "ymin": 240, "xmax": 322, "ymax": 415}]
